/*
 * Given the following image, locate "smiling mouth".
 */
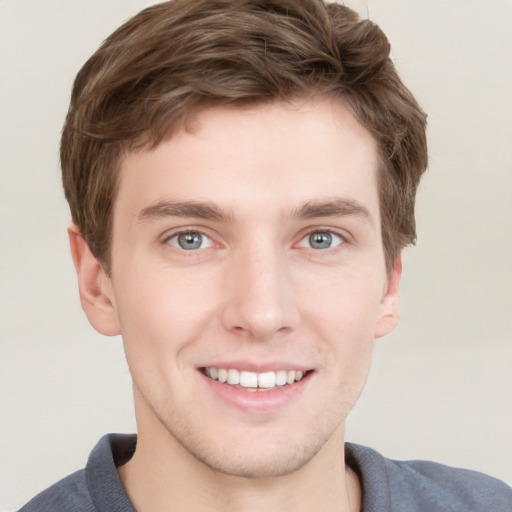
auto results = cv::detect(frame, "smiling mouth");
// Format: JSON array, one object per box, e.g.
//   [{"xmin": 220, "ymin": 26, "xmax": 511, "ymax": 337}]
[{"xmin": 202, "ymin": 367, "xmax": 310, "ymax": 391}]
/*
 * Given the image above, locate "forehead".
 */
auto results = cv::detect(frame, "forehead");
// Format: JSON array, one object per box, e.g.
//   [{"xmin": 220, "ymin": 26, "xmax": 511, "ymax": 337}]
[{"xmin": 115, "ymin": 98, "xmax": 380, "ymax": 223}]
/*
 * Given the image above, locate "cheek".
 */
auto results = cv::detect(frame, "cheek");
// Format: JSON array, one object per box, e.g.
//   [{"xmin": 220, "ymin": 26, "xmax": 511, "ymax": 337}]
[
  {"xmin": 301, "ymin": 268, "xmax": 384, "ymax": 339},
  {"xmin": 112, "ymin": 266, "xmax": 218, "ymax": 360},
  {"xmin": 300, "ymin": 270, "xmax": 382, "ymax": 388}
]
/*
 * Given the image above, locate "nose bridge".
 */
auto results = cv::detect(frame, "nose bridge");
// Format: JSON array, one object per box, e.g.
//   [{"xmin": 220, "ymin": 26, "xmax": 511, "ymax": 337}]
[{"xmin": 222, "ymin": 238, "xmax": 298, "ymax": 339}]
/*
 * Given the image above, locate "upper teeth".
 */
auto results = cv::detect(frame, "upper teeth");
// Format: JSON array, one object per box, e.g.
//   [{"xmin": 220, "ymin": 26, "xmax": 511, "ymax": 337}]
[{"xmin": 205, "ymin": 368, "xmax": 305, "ymax": 389}]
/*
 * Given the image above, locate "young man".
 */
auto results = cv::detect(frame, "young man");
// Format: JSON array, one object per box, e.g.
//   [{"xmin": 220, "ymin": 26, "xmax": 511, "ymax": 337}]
[{"xmin": 19, "ymin": 1, "xmax": 512, "ymax": 511}]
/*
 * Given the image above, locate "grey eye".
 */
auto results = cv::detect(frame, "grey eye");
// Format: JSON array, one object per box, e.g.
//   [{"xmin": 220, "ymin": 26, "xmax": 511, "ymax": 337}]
[
  {"xmin": 299, "ymin": 231, "xmax": 343, "ymax": 250},
  {"xmin": 309, "ymin": 232, "xmax": 332, "ymax": 249},
  {"xmin": 168, "ymin": 231, "xmax": 213, "ymax": 251}
]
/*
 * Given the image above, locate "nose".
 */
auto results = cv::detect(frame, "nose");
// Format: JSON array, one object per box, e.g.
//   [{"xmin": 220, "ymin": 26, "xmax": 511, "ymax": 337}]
[{"xmin": 221, "ymin": 243, "xmax": 299, "ymax": 341}]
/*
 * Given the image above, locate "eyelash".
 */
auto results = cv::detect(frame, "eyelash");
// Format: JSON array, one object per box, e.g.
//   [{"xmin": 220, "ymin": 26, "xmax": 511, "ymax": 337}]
[{"xmin": 163, "ymin": 227, "xmax": 347, "ymax": 253}]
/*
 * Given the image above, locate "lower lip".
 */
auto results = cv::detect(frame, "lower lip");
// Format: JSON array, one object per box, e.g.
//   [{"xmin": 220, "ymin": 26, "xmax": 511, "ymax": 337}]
[{"xmin": 199, "ymin": 371, "xmax": 312, "ymax": 413}]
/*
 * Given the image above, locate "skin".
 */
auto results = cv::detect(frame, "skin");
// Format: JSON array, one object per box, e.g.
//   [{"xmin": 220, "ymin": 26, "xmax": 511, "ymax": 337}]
[{"xmin": 69, "ymin": 97, "xmax": 401, "ymax": 512}]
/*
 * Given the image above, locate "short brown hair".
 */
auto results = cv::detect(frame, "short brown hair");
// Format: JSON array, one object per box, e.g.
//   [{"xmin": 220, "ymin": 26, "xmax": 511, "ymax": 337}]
[{"xmin": 61, "ymin": 0, "xmax": 427, "ymax": 273}]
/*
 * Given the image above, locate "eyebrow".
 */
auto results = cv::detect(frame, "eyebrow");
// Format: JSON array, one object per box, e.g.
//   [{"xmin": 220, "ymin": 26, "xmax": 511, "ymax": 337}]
[
  {"xmin": 289, "ymin": 198, "xmax": 373, "ymax": 225},
  {"xmin": 138, "ymin": 200, "xmax": 233, "ymax": 223},
  {"xmin": 137, "ymin": 197, "xmax": 373, "ymax": 225}
]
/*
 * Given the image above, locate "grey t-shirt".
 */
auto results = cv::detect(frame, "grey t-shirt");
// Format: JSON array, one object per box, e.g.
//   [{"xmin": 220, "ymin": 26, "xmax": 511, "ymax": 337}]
[{"xmin": 19, "ymin": 434, "xmax": 512, "ymax": 511}]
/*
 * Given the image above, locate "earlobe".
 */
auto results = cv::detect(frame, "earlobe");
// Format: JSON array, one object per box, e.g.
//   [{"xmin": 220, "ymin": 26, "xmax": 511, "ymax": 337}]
[
  {"xmin": 68, "ymin": 223, "xmax": 121, "ymax": 336},
  {"xmin": 374, "ymin": 254, "xmax": 402, "ymax": 339}
]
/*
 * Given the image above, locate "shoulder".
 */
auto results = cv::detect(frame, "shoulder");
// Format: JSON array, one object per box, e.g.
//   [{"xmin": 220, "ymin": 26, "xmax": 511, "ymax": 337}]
[
  {"xmin": 346, "ymin": 443, "xmax": 512, "ymax": 512},
  {"xmin": 17, "ymin": 469, "xmax": 96, "ymax": 512},
  {"xmin": 17, "ymin": 433, "xmax": 137, "ymax": 512},
  {"xmin": 385, "ymin": 455, "xmax": 512, "ymax": 511}
]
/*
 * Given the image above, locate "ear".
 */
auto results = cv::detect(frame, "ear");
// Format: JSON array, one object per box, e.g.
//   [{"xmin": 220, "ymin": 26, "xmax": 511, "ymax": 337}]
[
  {"xmin": 374, "ymin": 254, "xmax": 402, "ymax": 339},
  {"xmin": 68, "ymin": 223, "xmax": 121, "ymax": 336}
]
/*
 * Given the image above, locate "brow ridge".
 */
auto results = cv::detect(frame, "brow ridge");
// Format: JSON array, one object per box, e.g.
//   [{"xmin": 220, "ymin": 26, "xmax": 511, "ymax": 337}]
[
  {"xmin": 137, "ymin": 197, "xmax": 372, "ymax": 225},
  {"xmin": 138, "ymin": 200, "xmax": 232, "ymax": 222},
  {"xmin": 290, "ymin": 198, "xmax": 372, "ymax": 224}
]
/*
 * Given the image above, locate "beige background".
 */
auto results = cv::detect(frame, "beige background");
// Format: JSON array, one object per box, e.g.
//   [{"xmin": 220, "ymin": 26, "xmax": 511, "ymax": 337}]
[{"xmin": 1, "ymin": 0, "xmax": 511, "ymax": 509}]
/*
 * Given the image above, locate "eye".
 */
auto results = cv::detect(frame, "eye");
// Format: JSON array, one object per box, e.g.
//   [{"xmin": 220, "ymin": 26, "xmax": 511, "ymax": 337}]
[
  {"xmin": 167, "ymin": 230, "xmax": 213, "ymax": 251},
  {"xmin": 298, "ymin": 230, "xmax": 344, "ymax": 250}
]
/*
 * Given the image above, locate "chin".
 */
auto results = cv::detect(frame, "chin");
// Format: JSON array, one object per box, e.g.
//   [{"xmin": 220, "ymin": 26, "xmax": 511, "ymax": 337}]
[
  {"xmin": 169, "ymin": 422, "xmax": 334, "ymax": 480},
  {"xmin": 194, "ymin": 443, "xmax": 320, "ymax": 479}
]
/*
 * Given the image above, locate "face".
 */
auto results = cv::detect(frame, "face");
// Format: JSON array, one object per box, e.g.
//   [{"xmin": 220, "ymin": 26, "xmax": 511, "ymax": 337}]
[{"xmin": 79, "ymin": 98, "xmax": 401, "ymax": 478}]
